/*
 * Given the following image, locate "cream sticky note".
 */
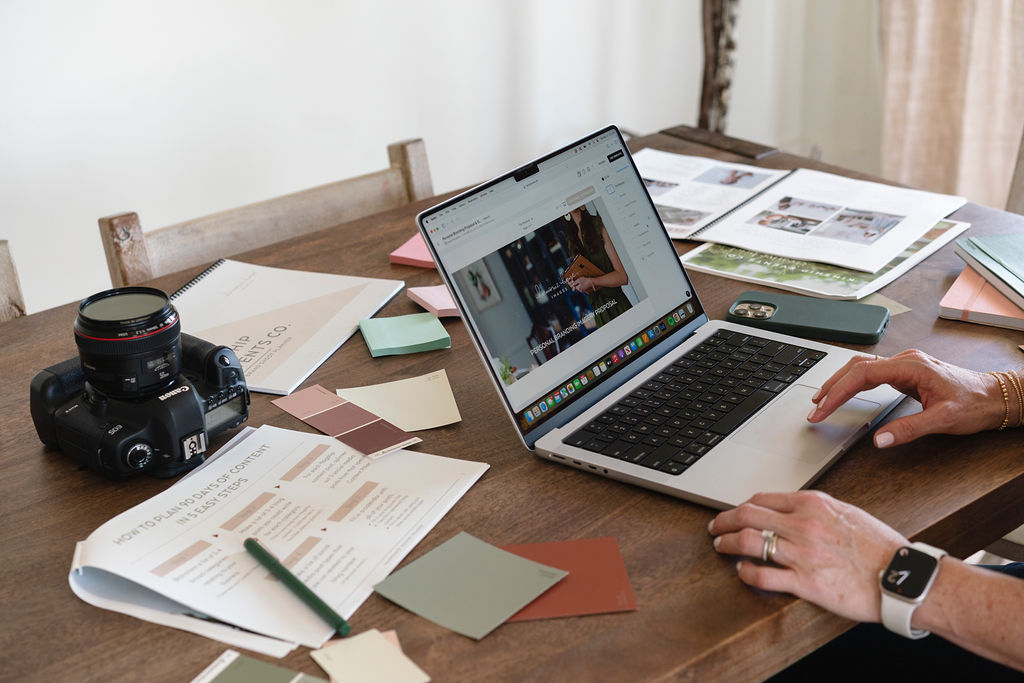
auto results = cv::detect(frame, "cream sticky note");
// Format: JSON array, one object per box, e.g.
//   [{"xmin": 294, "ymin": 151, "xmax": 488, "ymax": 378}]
[
  {"xmin": 310, "ymin": 629, "xmax": 429, "ymax": 683},
  {"xmin": 336, "ymin": 370, "xmax": 461, "ymax": 432}
]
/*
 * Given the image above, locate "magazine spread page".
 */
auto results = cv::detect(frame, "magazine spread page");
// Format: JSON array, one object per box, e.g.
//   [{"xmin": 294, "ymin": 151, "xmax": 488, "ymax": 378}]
[
  {"xmin": 631, "ymin": 148, "xmax": 788, "ymax": 239},
  {"xmin": 691, "ymin": 169, "xmax": 965, "ymax": 273}
]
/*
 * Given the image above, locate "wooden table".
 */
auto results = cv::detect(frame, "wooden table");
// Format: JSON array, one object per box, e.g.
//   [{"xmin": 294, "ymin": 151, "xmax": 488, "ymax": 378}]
[{"xmin": 4, "ymin": 128, "xmax": 1024, "ymax": 682}]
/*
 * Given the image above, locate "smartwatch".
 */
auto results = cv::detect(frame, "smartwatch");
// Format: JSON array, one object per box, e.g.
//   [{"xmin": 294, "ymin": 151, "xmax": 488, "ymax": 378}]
[{"xmin": 878, "ymin": 542, "xmax": 947, "ymax": 639}]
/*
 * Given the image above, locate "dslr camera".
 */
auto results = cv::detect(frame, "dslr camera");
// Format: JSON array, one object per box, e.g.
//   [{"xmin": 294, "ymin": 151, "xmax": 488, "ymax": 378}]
[{"xmin": 30, "ymin": 287, "xmax": 250, "ymax": 479}]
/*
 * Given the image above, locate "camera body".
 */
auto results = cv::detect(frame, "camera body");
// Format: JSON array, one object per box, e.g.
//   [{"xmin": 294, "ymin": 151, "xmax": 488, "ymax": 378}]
[{"xmin": 30, "ymin": 287, "xmax": 250, "ymax": 479}]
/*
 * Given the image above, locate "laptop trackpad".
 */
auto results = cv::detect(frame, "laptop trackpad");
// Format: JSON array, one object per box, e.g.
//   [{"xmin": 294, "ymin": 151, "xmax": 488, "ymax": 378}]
[{"xmin": 731, "ymin": 384, "xmax": 881, "ymax": 464}]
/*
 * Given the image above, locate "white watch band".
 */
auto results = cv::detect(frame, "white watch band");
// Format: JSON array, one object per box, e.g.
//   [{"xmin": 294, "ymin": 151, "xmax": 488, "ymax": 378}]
[{"xmin": 880, "ymin": 542, "xmax": 947, "ymax": 639}]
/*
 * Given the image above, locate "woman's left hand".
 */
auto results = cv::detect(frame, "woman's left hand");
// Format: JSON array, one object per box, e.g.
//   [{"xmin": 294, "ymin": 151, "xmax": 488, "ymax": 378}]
[
  {"xmin": 708, "ymin": 490, "xmax": 908, "ymax": 623},
  {"xmin": 569, "ymin": 276, "xmax": 595, "ymax": 293}
]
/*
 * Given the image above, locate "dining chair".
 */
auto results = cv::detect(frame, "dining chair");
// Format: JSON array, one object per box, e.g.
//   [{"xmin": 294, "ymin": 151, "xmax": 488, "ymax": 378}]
[
  {"xmin": 99, "ymin": 138, "xmax": 433, "ymax": 287},
  {"xmin": 0, "ymin": 240, "xmax": 26, "ymax": 322}
]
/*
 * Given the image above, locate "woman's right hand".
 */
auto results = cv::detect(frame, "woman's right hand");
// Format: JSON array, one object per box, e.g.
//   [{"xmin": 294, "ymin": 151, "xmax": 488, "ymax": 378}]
[{"xmin": 807, "ymin": 349, "xmax": 1007, "ymax": 448}]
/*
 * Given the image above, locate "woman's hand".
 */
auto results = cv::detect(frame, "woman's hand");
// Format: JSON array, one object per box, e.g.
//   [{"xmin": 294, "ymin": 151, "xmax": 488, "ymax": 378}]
[
  {"xmin": 568, "ymin": 275, "xmax": 596, "ymax": 294},
  {"xmin": 708, "ymin": 490, "xmax": 907, "ymax": 623},
  {"xmin": 807, "ymin": 349, "xmax": 1005, "ymax": 448}
]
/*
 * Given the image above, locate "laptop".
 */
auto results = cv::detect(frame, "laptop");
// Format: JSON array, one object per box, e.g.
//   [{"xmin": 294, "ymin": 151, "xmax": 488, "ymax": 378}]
[{"xmin": 416, "ymin": 125, "xmax": 903, "ymax": 509}]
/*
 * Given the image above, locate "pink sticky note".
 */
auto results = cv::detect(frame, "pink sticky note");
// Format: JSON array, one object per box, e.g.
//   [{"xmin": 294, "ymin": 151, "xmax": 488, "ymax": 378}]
[
  {"xmin": 407, "ymin": 285, "xmax": 459, "ymax": 317},
  {"xmin": 390, "ymin": 233, "xmax": 436, "ymax": 269}
]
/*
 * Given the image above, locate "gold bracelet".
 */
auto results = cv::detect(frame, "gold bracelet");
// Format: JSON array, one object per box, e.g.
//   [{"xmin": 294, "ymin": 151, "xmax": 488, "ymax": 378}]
[
  {"xmin": 1005, "ymin": 370, "xmax": 1024, "ymax": 428},
  {"xmin": 989, "ymin": 371, "xmax": 1010, "ymax": 431}
]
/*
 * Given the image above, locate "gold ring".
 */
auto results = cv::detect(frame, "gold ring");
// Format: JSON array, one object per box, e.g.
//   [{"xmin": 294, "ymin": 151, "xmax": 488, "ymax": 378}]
[{"xmin": 767, "ymin": 532, "xmax": 779, "ymax": 563}]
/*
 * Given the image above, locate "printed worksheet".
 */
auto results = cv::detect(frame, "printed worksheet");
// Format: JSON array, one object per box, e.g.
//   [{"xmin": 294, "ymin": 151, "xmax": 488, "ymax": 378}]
[{"xmin": 69, "ymin": 425, "xmax": 487, "ymax": 655}]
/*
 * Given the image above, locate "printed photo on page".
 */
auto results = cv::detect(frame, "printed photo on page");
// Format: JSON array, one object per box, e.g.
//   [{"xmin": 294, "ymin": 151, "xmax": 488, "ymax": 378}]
[
  {"xmin": 681, "ymin": 219, "xmax": 970, "ymax": 300},
  {"xmin": 631, "ymin": 148, "xmax": 787, "ymax": 239}
]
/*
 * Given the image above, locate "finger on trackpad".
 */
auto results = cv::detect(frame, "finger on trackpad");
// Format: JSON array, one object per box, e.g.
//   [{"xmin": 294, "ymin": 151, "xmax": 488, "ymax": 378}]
[{"xmin": 732, "ymin": 384, "xmax": 882, "ymax": 464}]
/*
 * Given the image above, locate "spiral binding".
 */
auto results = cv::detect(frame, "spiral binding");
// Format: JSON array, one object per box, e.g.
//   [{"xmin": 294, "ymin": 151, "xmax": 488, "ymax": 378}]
[{"xmin": 169, "ymin": 259, "xmax": 227, "ymax": 299}]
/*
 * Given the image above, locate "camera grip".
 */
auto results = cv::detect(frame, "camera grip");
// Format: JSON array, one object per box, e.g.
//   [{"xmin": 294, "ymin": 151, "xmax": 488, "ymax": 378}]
[{"xmin": 30, "ymin": 358, "xmax": 85, "ymax": 447}]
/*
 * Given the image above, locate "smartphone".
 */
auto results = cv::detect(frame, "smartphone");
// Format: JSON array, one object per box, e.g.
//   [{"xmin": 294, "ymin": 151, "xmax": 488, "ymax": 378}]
[{"xmin": 725, "ymin": 290, "xmax": 889, "ymax": 344}]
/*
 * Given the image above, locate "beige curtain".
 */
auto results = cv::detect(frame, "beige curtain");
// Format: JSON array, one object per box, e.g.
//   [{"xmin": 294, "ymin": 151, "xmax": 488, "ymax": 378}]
[{"xmin": 880, "ymin": 0, "xmax": 1024, "ymax": 209}]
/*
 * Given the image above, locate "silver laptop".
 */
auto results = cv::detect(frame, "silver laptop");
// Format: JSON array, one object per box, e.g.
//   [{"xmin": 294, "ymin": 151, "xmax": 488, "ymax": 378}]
[{"xmin": 416, "ymin": 125, "xmax": 902, "ymax": 509}]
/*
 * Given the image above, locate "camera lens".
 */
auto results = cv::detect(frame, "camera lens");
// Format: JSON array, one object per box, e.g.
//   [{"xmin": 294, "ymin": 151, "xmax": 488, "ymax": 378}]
[{"xmin": 74, "ymin": 287, "xmax": 182, "ymax": 398}]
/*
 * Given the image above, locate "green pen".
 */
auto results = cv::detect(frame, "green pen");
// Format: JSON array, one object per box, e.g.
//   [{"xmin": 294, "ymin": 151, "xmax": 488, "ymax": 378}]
[{"xmin": 243, "ymin": 537, "xmax": 351, "ymax": 637}]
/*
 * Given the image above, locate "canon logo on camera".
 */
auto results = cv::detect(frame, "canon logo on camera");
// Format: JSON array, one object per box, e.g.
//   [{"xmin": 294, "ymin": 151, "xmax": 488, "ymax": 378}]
[{"xmin": 157, "ymin": 385, "xmax": 190, "ymax": 401}]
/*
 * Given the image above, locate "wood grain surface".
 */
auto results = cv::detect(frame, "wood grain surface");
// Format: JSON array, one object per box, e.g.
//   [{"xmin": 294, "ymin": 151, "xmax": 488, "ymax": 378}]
[{"xmin": 3, "ymin": 132, "xmax": 1023, "ymax": 682}]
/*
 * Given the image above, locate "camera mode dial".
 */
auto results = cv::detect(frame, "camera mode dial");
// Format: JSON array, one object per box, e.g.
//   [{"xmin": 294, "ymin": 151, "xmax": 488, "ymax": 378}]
[{"xmin": 124, "ymin": 441, "xmax": 154, "ymax": 470}]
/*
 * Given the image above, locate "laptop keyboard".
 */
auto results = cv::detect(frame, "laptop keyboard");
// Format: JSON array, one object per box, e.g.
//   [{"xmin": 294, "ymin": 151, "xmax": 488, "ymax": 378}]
[{"xmin": 563, "ymin": 329, "xmax": 826, "ymax": 475}]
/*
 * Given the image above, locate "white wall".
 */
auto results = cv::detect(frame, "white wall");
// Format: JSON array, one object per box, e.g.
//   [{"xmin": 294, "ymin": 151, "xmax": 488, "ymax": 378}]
[{"xmin": 0, "ymin": 0, "xmax": 881, "ymax": 314}]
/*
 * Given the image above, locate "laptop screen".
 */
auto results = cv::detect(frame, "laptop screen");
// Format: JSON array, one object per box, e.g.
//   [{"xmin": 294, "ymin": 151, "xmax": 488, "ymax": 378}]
[{"xmin": 418, "ymin": 126, "xmax": 703, "ymax": 441}]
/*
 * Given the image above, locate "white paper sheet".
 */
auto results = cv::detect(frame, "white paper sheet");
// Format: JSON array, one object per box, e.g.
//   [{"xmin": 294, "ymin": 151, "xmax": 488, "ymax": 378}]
[{"xmin": 69, "ymin": 425, "xmax": 487, "ymax": 655}]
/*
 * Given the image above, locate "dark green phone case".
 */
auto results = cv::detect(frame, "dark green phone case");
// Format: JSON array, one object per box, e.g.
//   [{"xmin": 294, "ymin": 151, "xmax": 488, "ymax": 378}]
[{"xmin": 725, "ymin": 290, "xmax": 889, "ymax": 344}]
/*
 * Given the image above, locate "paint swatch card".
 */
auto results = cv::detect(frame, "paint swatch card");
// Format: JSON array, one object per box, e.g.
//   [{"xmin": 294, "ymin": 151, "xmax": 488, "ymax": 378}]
[
  {"xmin": 501, "ymin": 537, "xmax": 636, "ymax": 621},
  {"xmin": 358, "ymin": 313, "xmax": 450, "ymax": 357},
  {"xmin": 373, "ymin": 532, "xmax": 567, "ymax": 639},
  {"xmin": 190, "ymin": 649, "xmax": 326, "ymax": 683},
  {"xmin": 336, "ymin": 370, "xmax": 461, "ymax": 432},
  {"xmin": 272, "ymin": 384, "xmax": 421, "ymax": 458},
  {"xmin": 311, "ymin": 629, "xmax": 429, "ymax": 683}
]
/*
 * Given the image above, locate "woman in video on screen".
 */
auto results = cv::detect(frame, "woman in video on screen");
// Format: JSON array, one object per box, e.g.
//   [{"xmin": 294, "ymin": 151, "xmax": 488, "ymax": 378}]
[{"xmin": 564, "ymin": 205, "xmax": 630, "ymax": 327}]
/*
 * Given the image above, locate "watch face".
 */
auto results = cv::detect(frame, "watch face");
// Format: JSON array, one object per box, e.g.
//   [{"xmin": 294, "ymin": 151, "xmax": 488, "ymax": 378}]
[{"xmin": 881, "ymin": 546, "xmax": 939, "ymax": 599}]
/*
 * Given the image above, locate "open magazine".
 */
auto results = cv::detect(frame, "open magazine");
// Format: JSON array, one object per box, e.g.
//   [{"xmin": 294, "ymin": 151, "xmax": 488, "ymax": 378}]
[
  {"xmin": 68, "ymin": 425, "xmax": 487, "ymax": 656},
  {"xmin": 632, "ymin": 148, "xmax": 787, "ymax": 239},
  {"xmin": 632, "ymin": 148, "xmax": 965, "ymax": 273},
  {"xmin": 681, "ymin": 219, "xmax": 970, "ymax": 300}
]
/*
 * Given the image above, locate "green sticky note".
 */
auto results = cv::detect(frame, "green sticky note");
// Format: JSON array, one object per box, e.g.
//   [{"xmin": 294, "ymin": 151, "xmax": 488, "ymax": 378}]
[
  {"xmin": 373, "ymin": 532, "xmax": 567, "ymax": 639},
  {"xmin": 358, "ymin": 313, "xmax": 451, "ymax": 357}
]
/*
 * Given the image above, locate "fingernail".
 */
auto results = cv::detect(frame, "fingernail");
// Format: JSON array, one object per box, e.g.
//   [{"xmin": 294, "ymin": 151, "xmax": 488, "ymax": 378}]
[
  {"xmin": 807, "ymin": 407, "xmax": 819, "ymax": 421},
  {"xmin": 736, "ymin": 561, "xmax": 743, "ymax": 572},
  {"xmin": 875, "ymin": 431, "xmax": 895, "ymax": 448},
  {"xmin": 707, "ymin": 519, "xmax": 715, "ymax": 534},
  {"xmin": 713, "ymin": 536, "xmax": 721, "ymax": 549},
  {"xmin": 812, "ymin": 388, "xmax": 823, "ymax": 402}
]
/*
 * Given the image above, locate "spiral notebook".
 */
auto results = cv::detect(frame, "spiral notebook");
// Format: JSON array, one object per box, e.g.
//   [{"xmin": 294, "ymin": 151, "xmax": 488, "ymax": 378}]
[{"xmin": 170, "ymin": 259, "xmax": 403, "ymax": 394}]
